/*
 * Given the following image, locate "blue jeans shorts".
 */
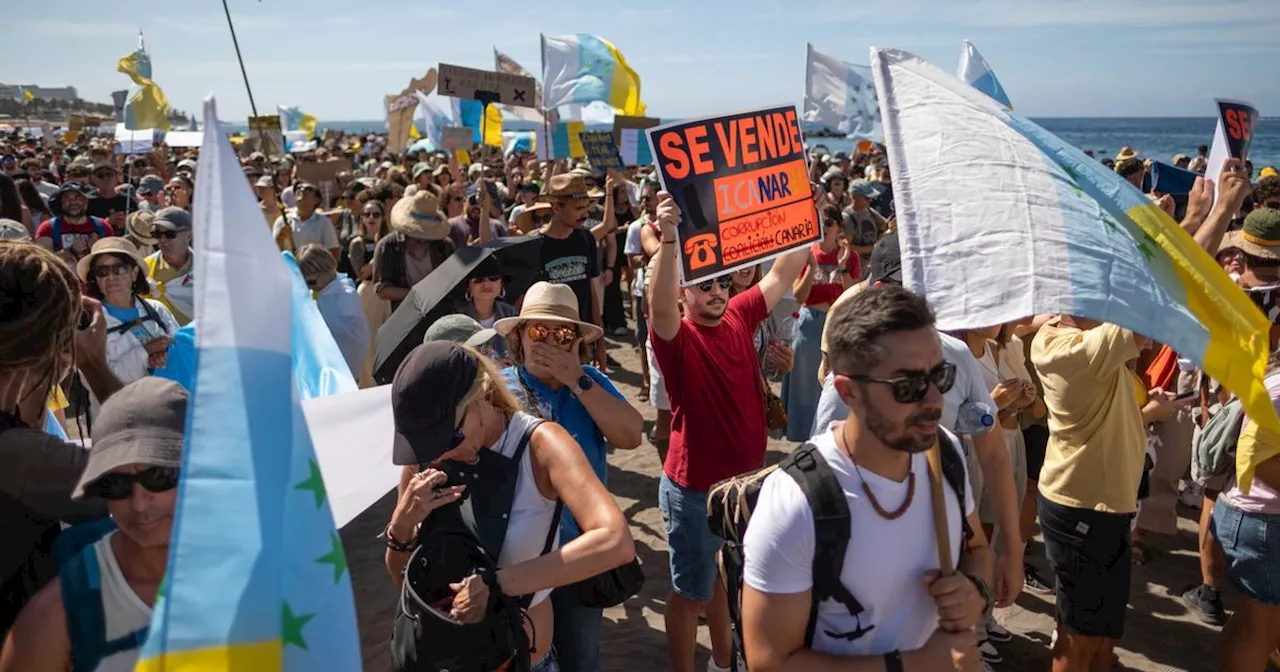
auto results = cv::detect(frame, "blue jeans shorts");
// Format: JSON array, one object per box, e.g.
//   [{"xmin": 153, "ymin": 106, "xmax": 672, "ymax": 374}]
[
  {"xmin": 1213, "ymin": 500, "xmax": 1280, "ymax": 606},
  {"xmin": 659, "ymin": 474, "xmax": 723, "ymax": 602},
  {"xmin": 531, "ymin": 646, "xmax": 559, "ymax": 672}
]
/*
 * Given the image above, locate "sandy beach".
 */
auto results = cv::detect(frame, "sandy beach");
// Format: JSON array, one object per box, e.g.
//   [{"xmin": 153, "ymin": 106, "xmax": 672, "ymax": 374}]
[{"xmin": 341, "ymin": 325, "xmax": 1225, "ymax": 672}]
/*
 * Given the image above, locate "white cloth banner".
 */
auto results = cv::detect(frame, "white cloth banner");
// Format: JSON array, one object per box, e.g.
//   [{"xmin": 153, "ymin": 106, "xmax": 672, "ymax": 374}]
[
  {"xmin": 113, "ymin": 123, "xmax": 154, "ymax": 154},
  {"xmin": 804, "ymin": 43, "xmax": 882, "ymax": 141},
  {"xmin": 303, "ymin": 385, "xmax": 401, "ymax": 528},
  {"xmin": 163, "ymin": 130, "xmax": 202, "ymax": 147}
]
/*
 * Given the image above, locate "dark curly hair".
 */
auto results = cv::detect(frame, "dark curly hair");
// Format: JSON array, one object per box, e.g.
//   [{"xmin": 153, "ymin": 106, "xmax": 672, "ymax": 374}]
[
  {"xmin": 1252, "ymin": 176, "xmax": 1280, "ymax": 207},
  {"xmin": 84, "ymin": 253, "xmax": 151, "ymax": 300}
]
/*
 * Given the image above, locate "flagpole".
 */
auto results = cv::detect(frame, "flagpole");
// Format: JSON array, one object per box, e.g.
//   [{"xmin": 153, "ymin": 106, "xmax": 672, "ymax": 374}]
[
  {"xmin": 540, "ymin": 34, "xmax": 552, "ymax": 165},
  {"xmin": 221, "ymin": 0, "xmax": 258, "ymax": 118}
]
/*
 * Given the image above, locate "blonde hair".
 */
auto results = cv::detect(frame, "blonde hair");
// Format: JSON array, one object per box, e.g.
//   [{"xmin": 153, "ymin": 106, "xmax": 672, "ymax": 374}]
[
  {"xmin": 296, "ymin": 243, "xmax": 336, "ymax": 277},
  {"xmin": 459, "ymin": 345, "xmax": 523, "ymax": 416}
]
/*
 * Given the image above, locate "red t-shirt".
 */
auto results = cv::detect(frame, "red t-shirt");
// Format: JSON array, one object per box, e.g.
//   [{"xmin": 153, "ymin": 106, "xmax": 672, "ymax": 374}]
[
  {"xmin": 803, "ymin": 244, "xmax": 859, "ymax": 307},
  {"xmin": 34, "ymin": 217, "xmax": 115, "ymax": 254},
  {"xmin": 651, "ymin": 285, "xmax": 769, "ymax": 491}
]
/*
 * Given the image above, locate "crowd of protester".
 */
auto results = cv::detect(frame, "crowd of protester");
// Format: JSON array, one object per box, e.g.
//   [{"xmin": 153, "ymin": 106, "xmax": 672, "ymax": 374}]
[{"xmin": 2, "ymin": 124, "xmax": 1280, "ymax": 672}]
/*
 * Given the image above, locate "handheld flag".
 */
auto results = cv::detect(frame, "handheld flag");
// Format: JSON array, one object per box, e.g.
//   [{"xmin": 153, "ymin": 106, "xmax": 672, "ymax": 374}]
[
  {"xmin": 134, "ymin": 95, "xmax": 360, "ymax": 671},
  {"xmin": 494, "ymin": 49, "xmax": 546, "ymax": 123},
  {"xmin": 458, "ymin": 99, "xmax": 503, "ymax": 148},
  {"xmin": 117, "ymin": 31, "xmax": 172, "ymax": 131},
  {"xmin": 542, "ymin": 33, "xmax": 646, "ymax": 116},
  {"xmin": 278, "ymin": 105, "xmax": 318, "ymax": 140},
  {"xmin": 956, "ymin": 40, "xmax": 1012, "ymax": 108},
  {"xmin": 19, "ymin": 87, "xmax": 34, "ymax": 103},
  {"xmin": 871, "ymin": 47, "xmax": 1277, "ymax": 492},
  {"xmin": 803, "ymin": 43, "xmax": 882, "ymax": 140}
]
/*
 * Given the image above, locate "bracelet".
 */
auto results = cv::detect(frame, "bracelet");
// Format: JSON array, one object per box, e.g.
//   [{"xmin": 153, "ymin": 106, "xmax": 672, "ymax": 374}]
[
  {"xmin": 883, "ymin": 650, "xmax": 904, "ymax": 672},
  {"xmin": 383, "ymin": 523, "xmax": 418, "ymax": 553},
  {"xmin": 661, "ymin": 238, "xmax": 677, "ymax": 245}
]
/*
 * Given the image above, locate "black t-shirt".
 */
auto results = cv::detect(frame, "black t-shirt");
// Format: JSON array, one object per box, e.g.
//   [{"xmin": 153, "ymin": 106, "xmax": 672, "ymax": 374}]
[
  {"xmin": 86, "ymin": 193, "xmax": 136, "ymax": 220},
  {"xmin": 537, "ymin": 228, "xmax": 600, "ymax": 325}
]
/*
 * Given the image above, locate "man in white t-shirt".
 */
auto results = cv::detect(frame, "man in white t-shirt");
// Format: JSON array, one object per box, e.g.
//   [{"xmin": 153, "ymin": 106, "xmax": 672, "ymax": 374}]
[
  {"xmin": 742, "ymin": 285, "xmax": 990, "ymax": 671},
  {"xmin": 272, "ymin": 182, "xmax": 339, "ymax": 258}
]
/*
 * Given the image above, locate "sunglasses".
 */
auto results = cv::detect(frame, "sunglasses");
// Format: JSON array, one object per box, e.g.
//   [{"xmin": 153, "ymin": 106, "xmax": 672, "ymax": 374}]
[
  {"xmin": 91, "ymin": 262, "xmax": 132, "ymax": 278},
  {"xmin": 449, "ymin": 407, "xmax": 470, "ymax": 452},
  {"xmin": 694, "ymin": 276, "xmax": 734, "ymax": 293},
  {"xmin": 361, "ymin": 211, "xmax": 382, "ymax": 219},
  {"xmin": 157, "ymin": 231, "xmax": 184, "ymax": 240},
  {"xmin": 526, "ymin": 323, "xmax": 578, "ymax": 346},
  {"xmin": 470, "ymin": 275, "xmax": 503, "ymax": 284},
  {"xmin": 87, "ymin": 466, "xmax": 180, "ymax": 500},
  {"xmin": 845, "ymin": 361, "xmax": 957, "ymax": 404}
]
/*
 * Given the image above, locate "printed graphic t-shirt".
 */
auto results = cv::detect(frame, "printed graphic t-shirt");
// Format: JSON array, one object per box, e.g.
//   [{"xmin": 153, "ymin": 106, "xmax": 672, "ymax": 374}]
[
  {"xmin": 34, "ymin": 217, "xmax": 115, "ymax": 256},
  {"xmin": 537, "ymin": 228, "xmax": 600, "ymax": 325}
]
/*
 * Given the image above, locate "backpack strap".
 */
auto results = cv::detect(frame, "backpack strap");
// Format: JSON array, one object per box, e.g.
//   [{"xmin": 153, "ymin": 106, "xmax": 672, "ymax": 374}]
[
  {"xmin": 90, "ymin": 217, "xmax": 107, "ymax": 239},
  {"xmin": 50, "ymin": 216, "xmax": 62, "ymax": 249},
  {"xmin": 779, "ymin": 444, "xmax": 870, "ymax": 648},
  {"xmin": 60, "ymin": 538, "xmax": 149, "ymax": 672},
  {"xmin": 936, "ymin": 430, "xmax": 973, "ymax": 545},
  {"xmin": 139, "ymin": 299, "xmax": 169, "ymax": 335}
]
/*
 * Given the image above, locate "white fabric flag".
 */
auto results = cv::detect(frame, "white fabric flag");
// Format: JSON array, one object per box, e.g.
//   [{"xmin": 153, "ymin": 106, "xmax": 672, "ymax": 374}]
[
  {"xmin": 804, "ymin": 43, "xmax": 882, "ymax": 141},
  {"xmin": 957, "ymin": 40, "xmax": 1012, "ymax": 108}
]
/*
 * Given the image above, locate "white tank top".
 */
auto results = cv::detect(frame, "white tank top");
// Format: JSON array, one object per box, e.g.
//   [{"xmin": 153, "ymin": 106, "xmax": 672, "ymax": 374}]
[
  {"xmin": 90, "ymin": 531, "xmax": 153, "ymax": 672},
  {"xmin": 491, "ymin": 412, "xmax": 560, "ymax": 607}
]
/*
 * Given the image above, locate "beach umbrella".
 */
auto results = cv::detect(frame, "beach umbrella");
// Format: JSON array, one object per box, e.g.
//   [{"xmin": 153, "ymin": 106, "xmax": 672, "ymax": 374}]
[{"xmin": 371, "ymin": 234, "xmax": 543, "ymax": 383}]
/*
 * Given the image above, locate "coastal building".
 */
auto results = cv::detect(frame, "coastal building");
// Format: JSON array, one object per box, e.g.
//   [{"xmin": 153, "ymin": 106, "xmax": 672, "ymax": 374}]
[{"xmin": 0, "ymin": 84, "xmax": 79, "ymax": 102}]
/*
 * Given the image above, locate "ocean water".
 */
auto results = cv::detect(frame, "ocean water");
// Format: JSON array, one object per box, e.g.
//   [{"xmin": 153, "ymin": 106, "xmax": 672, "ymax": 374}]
[{"xmin": 227, "ymin": 117, "xmax": 1280, "ymax": 171}]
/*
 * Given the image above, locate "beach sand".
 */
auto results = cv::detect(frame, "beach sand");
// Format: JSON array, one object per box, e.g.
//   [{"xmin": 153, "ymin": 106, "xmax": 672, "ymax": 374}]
[{"xmin": 341, "ymin": 324, "xmax": 1224, "ymax": 672}]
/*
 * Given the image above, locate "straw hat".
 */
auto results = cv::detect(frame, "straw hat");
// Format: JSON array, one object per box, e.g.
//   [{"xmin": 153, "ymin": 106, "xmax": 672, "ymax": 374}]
[
  {"xmin": 538, "ymin": 174, "xmax": 590, "ymax": 203},
  {"xmin": 126, "ymin": 210, "xmax": 158, "ymax": 246},
  {"xmin": 389, "ymin": 190, "xmax": 449, "ymax": 240},
  {"xmin": 1115, "ymin": 146, "xmax": 1138, "ymax": 162},
  {"xmin": 513, "ymin": 202, "xmax": 552, "ymax": 233},
  {"xmin": 493, "ymin": 281, "xmax": 604, "ymax": 343},
  {"xmin": 76, "ymin": 237, "xmax": 145, "ymax": 283}
]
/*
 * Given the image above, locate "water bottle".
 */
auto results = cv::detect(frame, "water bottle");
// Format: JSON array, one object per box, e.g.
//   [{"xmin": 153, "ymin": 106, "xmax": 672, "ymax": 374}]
[
  {"xmin": 764, "ymin": 312, "xmax": 799, "ymax": 379},
  {"xmin": 955, "ymin": 400, "xmax": 995, "ymax": 435}
]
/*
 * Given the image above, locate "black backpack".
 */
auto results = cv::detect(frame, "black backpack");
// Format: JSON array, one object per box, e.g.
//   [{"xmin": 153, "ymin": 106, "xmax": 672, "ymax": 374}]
[{"xmin": 706, "ymin": 431, "xmax": 970, "ymax": 670}]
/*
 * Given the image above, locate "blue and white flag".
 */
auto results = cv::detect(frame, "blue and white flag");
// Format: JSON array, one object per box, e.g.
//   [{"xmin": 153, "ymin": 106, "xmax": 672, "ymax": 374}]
[
  {"xmin": 136, "ymin": 95, "xmax": 360, "ymax": 671},
  {"xmin": 957, "ymin": 40, "xmax": 1012, "ymax": 109},
  {"xmin": 803, "ymin": 43, "xmax": 882, "ymax": 141}
]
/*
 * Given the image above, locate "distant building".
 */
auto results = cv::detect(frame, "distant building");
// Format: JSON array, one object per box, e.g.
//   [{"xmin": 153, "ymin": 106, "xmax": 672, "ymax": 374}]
[{"xmin": 0, "ymin": 84, "xmax": 80, "ymax": 102}]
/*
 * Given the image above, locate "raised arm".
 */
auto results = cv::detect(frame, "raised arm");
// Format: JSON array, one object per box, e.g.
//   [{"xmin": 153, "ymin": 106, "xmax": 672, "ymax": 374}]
[
  {"xmin": 758, "ymin": 245, "xmax": 812, "ymax": 314},
  {"xmin": 1192, "ymin": 158, "xmax": 1251, "ymax": 254},
  {"xmin": 649, "ymin": 192, "xmax": 683, "ymax": 342}
]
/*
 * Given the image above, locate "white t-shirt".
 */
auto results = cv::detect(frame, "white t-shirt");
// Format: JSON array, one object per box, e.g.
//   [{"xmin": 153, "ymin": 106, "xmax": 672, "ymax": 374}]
[
  {"xmin": 272, "ymin": 210, "xmax": 339, "ymax": 251},
  {"xmin": 743, "ymin": 425, "xmax": 974, "ymax": 657}
]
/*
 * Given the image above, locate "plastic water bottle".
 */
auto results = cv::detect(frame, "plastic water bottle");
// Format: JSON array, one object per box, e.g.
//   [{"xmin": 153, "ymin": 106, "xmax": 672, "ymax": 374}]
[
  {"xmin": 764, "ymin": 312, "xmax": 799, "ymax": 379},
  {"xmin": 955, "ymin": 400, "xmax": 995, "ymax": 435}
]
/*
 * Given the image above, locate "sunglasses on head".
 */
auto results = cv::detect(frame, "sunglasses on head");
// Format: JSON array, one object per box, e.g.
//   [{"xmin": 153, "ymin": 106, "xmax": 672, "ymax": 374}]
[
  {"xmin": 91, "ymin": 262, "xmax": 132, "ymax": 278},
  {"xmin": 526, "ymin": 323, "xmax": 578, "ymax": 346},
  {"xmin": 694, "ymin": 276, "xmax": 734, "ymax": 292},
  {"xmin": 845, "ymin": 361, "xmax": 957, "ymax": 404},
  {"xmin": 87, "ymin": 466, "xmax": 180, "ymax": 500},
  {"xmin": 157, "ymin": 230, "xmax": 184, "ymax": 240}
]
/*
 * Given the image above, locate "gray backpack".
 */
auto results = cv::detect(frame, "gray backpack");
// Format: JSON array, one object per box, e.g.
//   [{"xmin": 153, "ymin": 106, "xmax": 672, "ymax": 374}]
[{"xmin": 1193, "ymin": 397, "xmax": 1245, "ymax": 487}]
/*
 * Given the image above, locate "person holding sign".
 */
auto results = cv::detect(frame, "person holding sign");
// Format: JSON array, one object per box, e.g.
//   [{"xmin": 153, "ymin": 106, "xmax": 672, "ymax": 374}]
[{"xmin": 648, "ymin": 190, "xmax": 810, "ymax": 672}]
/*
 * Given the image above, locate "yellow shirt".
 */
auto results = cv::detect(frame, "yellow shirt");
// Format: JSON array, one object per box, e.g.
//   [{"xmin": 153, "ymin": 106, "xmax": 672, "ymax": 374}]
[
  {"xmin": 1031, "ymin": 319, "xmax": 1144, "ymax": 513},
  {"xmin": 144, "ymin": 252, "xmax": 194, "ymax": 326}
]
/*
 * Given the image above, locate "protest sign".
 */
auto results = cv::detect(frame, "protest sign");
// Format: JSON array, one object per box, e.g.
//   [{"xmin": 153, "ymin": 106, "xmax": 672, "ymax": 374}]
[
  {"xmin": 614, "ymin": 115, "xmax": 660, "ymax": 166},
  {"xmin": 248, "ymin": 115, "xmax": 285, "ymax": 156},
  {"xmin": 442, "ymin": 127, "xmax": 474, "ymax": 151},
  {"xmin": 438, "ymin": 63, "xmax": 537, "ymax": 109},
  {"xmin": 581, "ymin": 131, "xmax": 624, "ymax": 172},
  {"xmin": 1205, "ymin": 99, "xmax": 1259, "ymax": 202},
  {"xmin": 114, "ymin": 123, "xmax": 154, "ymax": 155},
  {"xmin": 63, "ymin": 114, "xmax": 85, "ymax": 143},
  {"xmin": 163, "ymin": 131, "xmax": 202, "ymax": 148},
  {"xmin": 297, "ymin": 157, "xmax": 354, "ymax": 185},
  {"xmin": 646, "ymin": 105, "xmax": 818, "ymax": 284}
]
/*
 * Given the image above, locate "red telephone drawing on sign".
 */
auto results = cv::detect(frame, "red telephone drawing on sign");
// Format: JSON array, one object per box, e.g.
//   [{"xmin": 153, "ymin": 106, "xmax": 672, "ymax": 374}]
[{"xmin": 684, "ymin": 234, "xmax": 718, "ymax": 271}]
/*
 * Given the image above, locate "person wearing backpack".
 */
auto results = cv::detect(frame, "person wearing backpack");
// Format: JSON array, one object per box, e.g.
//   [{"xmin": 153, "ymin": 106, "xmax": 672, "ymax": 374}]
[
  {"xmin": 34, "ymin": 182, "xmax": 115, "ymax": 264},
  {"xmin": 1, "ymin": 378, "xmax": 187, "ymax": 672},
  {"xmin": 740, "ymin": 285, "xmax": 990, "ymax": 672}
]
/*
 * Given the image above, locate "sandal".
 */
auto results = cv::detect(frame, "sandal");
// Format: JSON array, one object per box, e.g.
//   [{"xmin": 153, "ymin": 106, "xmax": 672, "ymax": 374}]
[
  {"xmin": 1132, "ymin": 540, "xmax": 1155, "ymax": 567},
  {"xmin": 638, "ymin": 388, "xmax": 649, "ymax": 403}
]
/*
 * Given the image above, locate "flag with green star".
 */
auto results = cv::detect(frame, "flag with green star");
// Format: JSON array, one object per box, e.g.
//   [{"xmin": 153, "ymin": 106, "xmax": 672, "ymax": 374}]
[
  {"xmin": 872, "ymin": 47, "xmax": 1278, "ymax": 453},
  {"xmin": 135, "ymin": 95, "xmax": 360, "ymax": 672}
]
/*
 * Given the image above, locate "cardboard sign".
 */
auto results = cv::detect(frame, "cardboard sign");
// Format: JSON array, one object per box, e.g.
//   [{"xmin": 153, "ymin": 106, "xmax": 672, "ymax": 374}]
[
  {"xmin": 296, "ymin": 157, "xmax": 354, "ymax": 185},
  {"xmin": 646, "ymin": 105, "xmax": 818, "ymax": 284},
  {"xmin": 442, "ymin": 127, "xmax": 474, "ymax": 151},
  {"xmin": 613, "ymin": 115, "xmax": 661, "ymax": 166},
  {"xmin": 386, "ymin": 105, "xmax": 416, "ymax": 152},
  {"xmin": 581, "ymin": 131, "xmax": 624, "ymax": 172},
  {"xmin": 248, "ymin": 115, "xmax": 285, "ymax": 156},
  {"xmin": 437, "ymin": 63, "xmax": 537, "ymax": 108},
  {"xmin": 1205, "ymin": 99, "xmax": 1260, "ymax": 204}
]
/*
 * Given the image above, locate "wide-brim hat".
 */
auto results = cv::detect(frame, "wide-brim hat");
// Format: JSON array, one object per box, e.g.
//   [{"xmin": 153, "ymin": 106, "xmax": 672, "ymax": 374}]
[
  {"xmin": 538, "ymin": 174, "xmax": 589, "ymax": 203},
  {"xmin": 390, "ymin": 191, "xmax": 449, "ymax": 241},
  {"xmin": 126, "ymin": 210, "xmax": 158, "ymax": 245},
  {"xmin": 513, "ymin": 202, "xmax": 552, "ymax": 231},
  {"xmin": 1239, "ymin": 208, "xmax": 1280, "ymax": 260},
  {"xmin": 493, "ymin": 281, "xmax": 603, "ymax": 343},
  {"xmin": 1115, "ymin": 146, "xmax": 1138, "ymax": 162},
  {"xmin": 76, "ymin": 236, "xmax": 145, "ymax": 282}
]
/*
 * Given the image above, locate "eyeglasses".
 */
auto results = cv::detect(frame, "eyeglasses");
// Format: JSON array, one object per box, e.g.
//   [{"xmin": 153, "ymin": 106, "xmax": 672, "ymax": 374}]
[
  {"xmin": 91, "ymin": 262, "xmax": 132, "ymax": 278},
  {"xmin": 157, "ymin": 231, "xmax": 183, "ymax": 240},
  {"xmin": 86, "ymin": 466, "xmax": 180, "ymax": 500},
  {"xmin": 694, "ymin": 276, "xmax": 734, "ymax": 293},
  {"xmin": 526, "ymin": 323, "xmax": 578, "ymax": 346},
  {"xmin": 361, "ymin": 211, "xmax": 382, "ymax": 219},
  {"xmin": 844, "ymin": 361, "xmax": 957, "ymax": 404}
]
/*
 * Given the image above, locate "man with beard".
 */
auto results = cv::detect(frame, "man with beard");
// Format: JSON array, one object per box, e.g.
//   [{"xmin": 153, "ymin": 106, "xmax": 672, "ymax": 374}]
[
  {"xmin": 35, "ymin": 182, "xmax": 114, "ymax": 263},
  {"xmin": 649, "ymin": 192, "xmax": 810, "ymax": 672},
  {"xmin": 741, "ymin": 285, "xmax": 989, "ymax": 671},
  {"xmin": 87, "ymin": 162, "xmax": 135, "ymax": 237},
  {"xmin": 0, "ymin": 378, "xmax": 186, "ymax": 672},
  {"xmin": 535, "ymin": 174, "xmax": 603, "ymax": 363}
]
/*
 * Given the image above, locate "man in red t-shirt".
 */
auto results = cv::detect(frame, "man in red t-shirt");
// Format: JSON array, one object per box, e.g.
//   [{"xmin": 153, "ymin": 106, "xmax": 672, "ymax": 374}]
[
  {"xmin": 649, "ymin": 192, "xmax": 811, "ymax": 672},
  {"xmin": 35, "ymin": 182, "xmax": 114, "ymax": 264}
]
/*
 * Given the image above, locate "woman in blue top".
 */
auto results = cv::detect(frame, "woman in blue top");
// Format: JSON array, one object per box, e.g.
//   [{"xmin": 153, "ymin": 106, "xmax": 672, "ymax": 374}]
[{"xmin": 495, "ymin": 281, "xmax": 642, "ymax": 672}]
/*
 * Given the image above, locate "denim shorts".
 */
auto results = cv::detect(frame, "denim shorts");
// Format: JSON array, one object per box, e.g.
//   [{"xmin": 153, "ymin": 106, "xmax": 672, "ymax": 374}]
[
  {"xmin": 531, "ymin": 646, "xmax": 559, "ymax": 672},
  {"xmin": 1212, "ymin": 500, "xmax": 1280, "ymax": 606},
  {"xmin": 658, "ymin": 474, "xmax": 723, "ymax": 602}
]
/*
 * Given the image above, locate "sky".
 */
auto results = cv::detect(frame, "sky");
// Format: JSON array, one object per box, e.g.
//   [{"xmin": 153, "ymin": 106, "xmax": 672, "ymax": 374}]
[{"xmin": 5, "ymin": 0, "xmax": 1279, "ymax": 122}]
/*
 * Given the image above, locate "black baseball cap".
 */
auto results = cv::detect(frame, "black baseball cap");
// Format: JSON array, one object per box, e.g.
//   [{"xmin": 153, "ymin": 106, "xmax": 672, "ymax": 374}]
[
  {"xmin": 866, "ymin": 231, "xmax": 903, "ymax": 285},
  {"xmin": 391, "ymin": 342, "xmax": 479, "ymax": 465}
]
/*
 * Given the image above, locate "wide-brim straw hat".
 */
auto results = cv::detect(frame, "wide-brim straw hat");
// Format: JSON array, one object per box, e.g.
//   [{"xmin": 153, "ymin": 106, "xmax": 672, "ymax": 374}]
[
  {"xmin": 126, "ymin": 210, "xmax": 158, "ymax": 246},
  {"xmin": 389, "ymin": 190, "xmax": 449, "ymax": 240},
  {"xmin": 538, "ymin": 174, "xmax": 590, "ymax": 203},
  {"xmin": 513, "ymin": 202, "xmax": 553, "ymax": 232},
  {"xmin": 493, "ymin": 281, "xmax": 604, "ymax": 343},
  {"xmin": 77, "ymin": 237, "xmax": 145, "ymax": 283}
]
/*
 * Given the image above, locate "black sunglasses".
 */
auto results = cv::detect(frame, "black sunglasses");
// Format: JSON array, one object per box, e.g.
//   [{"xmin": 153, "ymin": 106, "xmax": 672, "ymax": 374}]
[
  {"xmin": 846, "ymin": 361, "xmax": 957, "ymax": 404},
  {"xmin": 157, "ymin": 230, "xmax": 183, "ymax": 240},
  {"xmin": 87, "ymin": 466, "xmax": 180, "ymax": 500},
  {"xmin": 91, "ymin": 262, "xmax": 132, "ymax": 278},
  {"xmin": 694, "ymin": 276, "xmax": 734, "ymax": 293}
]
